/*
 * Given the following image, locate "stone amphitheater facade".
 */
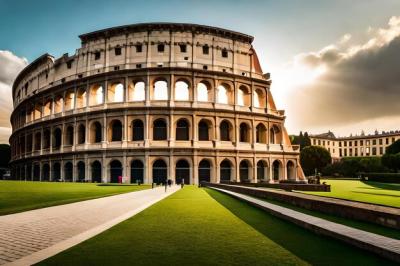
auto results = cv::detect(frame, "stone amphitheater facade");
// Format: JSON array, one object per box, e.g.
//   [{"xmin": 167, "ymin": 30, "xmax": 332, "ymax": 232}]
[{"xmin": 9, "ymin": 23, "xmax": 304, "ymax": 184}]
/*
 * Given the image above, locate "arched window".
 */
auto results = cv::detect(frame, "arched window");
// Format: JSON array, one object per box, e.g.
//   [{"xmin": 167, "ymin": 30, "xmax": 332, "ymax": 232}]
[
  {"xmin": 257, "ymin": 160, "xmax": 268, "ymax": 180},
  {"xmin": 42, "ymin": 164, "xmax": 50, "ymax": 181},
  {"xmin": 108, "ymin": 83, "xmax": 124, "ymax": 102},
  {"xmin": 109, "ymin": 160, "xmax": 122, "ymax": 183},
  {"xmin": 153, "ymin": 80, "xmax": 168, "ymax": 100},
  {"xmin": 176, "ymin": 119, "xmax": 189, "ymax": 140},
  {"xmin": 129, "ymin": 81, "xmax": 145, "ymax": 101},
  {"xmin": 33, "ymin": 164, "xmax": 40, "ymax": 181},
  {"xmin": 26, "ymin": 134, "xmax": 32, "ymax": 152},
  {"xmin": 132, "ymin": 120, "xmax": 144, "ymax": 141},
  {"xmin": 54, "ymin": 96, "xmax": 63, "ymax": 113},
  {"xmin": 198, "ymin": 120, "xmax": 210, "ymax": 141},
  {"xmin": 152, "ymin": 159, "xmax": 167, "ymax": 184},
  {"xmin": 239, "ymin": 160, "xmax": 250, "ymax": 181},
  {"xmin": 270, "ymin": 125, "xmax": 281, "ymax": 144},
  {"xmin": 77, "ymin": 161, "xmax": 85, "ymax": 181},
  {"xmin": 91, "ymin": 161, "xmax": 102, "ymax": 183},
  {"xmin": 253, "ymin": 88, "xmax": 265, "ymax": 108},
  {"xmin": 220, "ymin": 120, "xmax": 231, "ymax": 141},
  {"xmin": 175, "ymin": 80, "xmax": 189, "ymax": 101},
  {"xmin": 53, "ymin": 162, "xmax": 61, "ymax": 181},
  {"xmin": 176, "ymin": 159, "xmax": 190, "ymax": 184},
  {"xmin": 239, "ymin": 123, "xmax": 250, "ymax": 142},
  {"xmin": 197, "ymin": 82, "xmax": 211, "ymax": 102},
  {"xmin": 131, "ymin": 160, "xmax": 144, "ymax": 183},
  {"xmin": 198, "ymin": 159, "xmax": 211, "ymax": 182},
  {"xmin": 64, "ymin": 162, "xmax": 73, "ymax": 181},
  {"xmin": 237, "ymin": 86, "xmax": 250, "ymax": 106},
  {"xmin": 34, "ymin": 132, "xmax": 41, "ymax": 150},
  {"xmin": 89, "ymin": 84, "xmax": 104, "ymax": 105},
  {"xmin": 220, "ymin": 160, "xmax": 231, "ymax": 181},
  {"xmin": 256, "ymin": 123, "xmax": 267, "ymax": 143},
  {"xmin": 64, "ymin": 90, "xmax": 75, "ymax": 110},
  {"xmin": 53, "ymin": 128, "xmax": 62, "ymax": 149},
  {"xmin": 273, "ymin": 160, "xmax": 281, "ymax": 181},
  {"xmin": 153, "ymin": 119, "xmax": 167, "ymax": 140},
  {"xmin": 43, "ymin": 129, "xmax": 50, "ymax": 149},
  {"xmin": 109, "ymin": 120, "xmax": 123, "ymax": 142},
  {"xmin": 34, "ymin": 103, "xmax": 42, "ymax": 120},
  {"xmin": 78, "ymin": 124, "xmax": 86, "ymax": 144},
  {"xmin": 217, "ymin": 84, "xmax": 231, "ymax": 104},
  {"xmin": 76, "ymin": 88, "xmax": 87, "ymax": 108},
  {"xmin": 44, "ymin": 100, "xmax": 52, "ymax": 116},
  {"xmin": 65, "ymin": 126, "xmax": 74, "ymax": 146},
  {"xmin": 287, "ymin": 161, "xmax": 295, "ymax": 180},
  {"xmin": 90, "ymin": 122, "xmax": 102, "ymax": 143}
]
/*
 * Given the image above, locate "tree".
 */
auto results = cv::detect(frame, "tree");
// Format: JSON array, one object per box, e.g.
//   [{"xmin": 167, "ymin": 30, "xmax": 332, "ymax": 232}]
[
  {"xmin": 300, "ymin": 146, "xmax": 331, "ymax": 176},
  {"xmin": 0, "ymin": 144, "xmax": 10, "ymax": 168},
  {"xmin": 382, "ymin": 139, "xmax": 400, "ymax": 171},
  {"xmin": 290, "ymin": 131, "xmax": 311, "ymax": 150}
]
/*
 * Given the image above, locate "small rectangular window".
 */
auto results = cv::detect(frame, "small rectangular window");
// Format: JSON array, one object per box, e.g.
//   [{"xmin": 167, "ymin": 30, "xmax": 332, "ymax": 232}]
[
  {"xmin": 136, "ymin": 64, "xmax": 142, "ymax": 69},
  {"xmin": 66, "ymin": 61, "xmax": 72, "ymax": 69},
  {"xmin": 202, "ymin": 45, "xmax": 209, "ymax": 55},
  {"xmin": 115, "ymin": 47, "xmax": 122, "ymax": 56},
  {"xmin": 179, "ymin": 44, "xmax": 187, "ymax": 53},
  {"xmin": 94, "ymin": 52, "xmax": 101, "ymax": 60},
  {"xmin": 157, "ymin": 44, "xmax": 165, "ymax": 53},
  {"xmin": 222, "ymin": 49, "xmax": 228, "ymax": 58},
  {"xmin": 136, "ymin": 44, "xmax": 142, "ymax": 53}
]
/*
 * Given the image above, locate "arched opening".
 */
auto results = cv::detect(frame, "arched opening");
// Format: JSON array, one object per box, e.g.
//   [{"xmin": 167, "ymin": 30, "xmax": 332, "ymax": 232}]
[
  {"xmin": 129, "ymin": 81, "xmax": 145, "ymax": 101},
  {"xmin": 176, "ymin": 119, "xmax": 189, "ymax": 140},
  {"xmin": 42, "ymin": 163, "xmax": 50, "ymax": 181},
  {"xmin": 64, "ymin": 162, "xmax": 73, "ymax": 182},
  {"xmin": 270, "ymin": 125, "xmax": 281, "ymax": 144},
  {"xmin": 174, "ymin": 80, "xmax": 189, "ymax": 101},
  {"xmin": 220, "ymin": 159, "xmax": 232, "ymax": 182},
  {"xmin": 273, "ymin": 160, "xmax": 281, "ymax": 181},
  {"xmin": 34, "ymin": 103, "xmax": 42, "ymax": 120},
  {"xmin": 198, "ymin": 120, "xmax": 211, "ymax": 141},
  {"xmin": 43, "ymin": 129, "xmax": 50, "ymax": 149},
  {"xmin": 34, "ymin": 132, "xmax": 41, "ymax": 150},
  {"xmin": 152, "ymin": 80, "xmax": 168, "ymax": 100},
  {"xmin": 257, "ymin": 160, "xmax": 268, "ymax": 181},
  {"xmin": 77, "ymin": 161, "xmax": 85, "ymax": 182},
  {"xmin": 176, "ymin": 159, "xmax": 190, "ymax": 184},
  {"xmin": 287, "ymin": 161, "xmax": 296, "ymax": 180},
  {"xmin": 237, "ymin": 86, "xmax": 250, "ymax": 106},
  {"xmin": 91, "ymin": 161, "xmax": 102, "ymax": 183},
  {"xmin": 53, "ymin": 162, "xmax": 61, "ymax": 181},
  {"xmin": 217, "ymin": 84, "xmax": 232, "ymax": 104},
  {"xmin": 108, "ymin": 83, "xmax": 124, "ymax": 103},
  {"xmin": 152, "ymin": 159, "xmax": 167, "ymax": 184},
  {"xmin": 76, "ymin": 88, "xmax": 87, "ymax": 108},
  {"xmin": 53, "ymin": 128, "xmax": 62, "ymax": 149},
  {"xmin": 220, "ymin": 120, "xmax": 232, "ymax": 141},
  {"xmin": 197, "ymin": 81, "xmax": 212, "ymax": 102},
  {"xmin": 90, "ymin": 122, "xmax": 102, "ymax": 143},
  {"xmin": 130, "ymin": 160, "xmax": 144, "ymax": 183},
  {"xmin": 33, "ymin": 164, "xmax": 40, "ymax": 181},
  {"xmin": 26, "ymin": 164, "xmax": 32, "ymax": 180},
  {"xmin": 89, "ymin": 84, "xmax": 104, "ymax": 105},
  {"xmin": 65, "ymin": 126, "xmax": 74, "ymax": 146},
  {"xmin": 26, "ymin": 134, "xmax": 33, "ymax": 152},
  {"xmin": 43, "ymin": 100, "xmax": 52, "ymax": 116},
  {"xmin": 54, "ymin": 96, "xmax": 63, "ymax": 113},
  {"xmin": 153, "ymin": 119, "xmax": 167, "ymax": 140},
  {"xmin": 109, "ymin": 160, "xmax": 123, "ymax": 183},
  {"xmin": 132, "ymin": 120, "xmax": 144, "ymax": 141},
  {"xmin": 253, "ymin": 88, "xmax": 266, "ymax": 108},
  {"xmin": 77, "ymin": 124, "xmax": 86, "ymax": 144},
  {"xmin": 108, "ymin": 120, "xmax": 123, "ymax": 142},
  {"xmin": 256, "ymin": 123, "xmax": 267, "ymax": 143},
  {"xmin": 198, "ymin": 159, "xmax": 211, "ymax": 183},
  {"xmin": 239, "ymin": 123, "xmax": 250, "ymax": 143},
  {"xmin": 64, "ymin": 90, "xmax": 75, "ymax": 110},
  {"xmin": 239, "ymin": 160, "xmax": 250, "ymax": 182}
]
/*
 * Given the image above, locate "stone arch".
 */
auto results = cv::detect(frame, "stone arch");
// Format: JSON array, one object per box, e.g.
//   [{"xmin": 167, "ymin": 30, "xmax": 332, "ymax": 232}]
[
  {"xmin": 198, "ymin": 159, "xmax": 212, "ymax": 183},
  {"xmin": 107, "ymin": 82, "xmax": 124, "ymax": 103},
  {"xmin": 34, "ymin": 102, "xmax": 42, "ymax": 120},
  {"xmin": 153, "ymin": 118, "xmax": 167, "ymax": 140},
  {"xmin": 76, "ymin": 87, "xmax": 87, "ymax": 108},
  {"xmin": 108, "ymin": 119, "xmax": 123, "ymax": 142},
  {"xmin": 256, "ymin": 123, "xmax": 267, "ymax": 143},
  {"xmin": 198, "ymin": 119, "xmax": 213, "ymax": 141},
  {"xmin": 220, "ymin": 159, "xmax": 233, "ymax": 182},
  {"xmin": 34, "ymin": 132, "xmax": 41, "ymax": 150},
  {"xmin": 64, "ymin": 90, "xmax": 75, "ymax": 110},
  {"xmin": 42, "ymin": 163, "xmax": 50, "ymax": 181},
  {"xmin": 128, "ymin": 80, "xmax": 145, "ymax": 101},
  {"xmin": 52, "ymin": 162, "xmax": 61, "ymax": 181},
  {"xmin": 109, "ymin": 160, "xmax": 123, "ymax": 183},
  {"xmin": 196, "ymin": 80, "xmax": 212, "ymax": 102},
  {"xmin": 65, "ymin": 125, "xmax": 74, "ymax": 146},
  {"xmin": 152, "ymin": 78, "xmax": 168, "ymax": 100},
  {"xmin": 152, "ymin": 159, "xmax": 168, "ymax": 184},
  {"xmin": 43, "ymin": 99, "xmax": 52, "ymax": 116},
  {"xmin": 43, "ymin": 129, "xmax": 51, "ymax": 149},
  {"xmin": 257, "ymin": 160, "xmax": 269, "ymax": 181},
  {"xmin": 239, "ymin": 122, "xmax": 251, "ymax": 143},
  {"xmin": 54, "ymin": 95, "xmax": 63, "ymax": 113},
  {"xmin": 220, "ymin": 119, "xmax": 233, "ymax": 141},
  {"xmin": 272, "ymin": 160, "xmax": 283, "ymax": 181},
  {"xmin": 270, "ymin": 125, "xmax": 281, "ymax": 144},
  {"xmin": 238, "ymin": 85, "xmax": 251, "ymax": 106},
  {"xmin": 239, "ymin": 159, "xmax": 252, "ymax": 182},
  {"xmin": 91, "ymin": 160, "xmax": 102, "ymax": 183},
  {"xmin": 175, "ymin": 159, "xmax": 190, "ymax": 184},
  {"xmin": 217, "ymin": 83, "xmax": 233, "ymax": 104},
  {"xmin": 131, "ymin": 119, "xmax": 144, "ymax": 141},
  {"xmin": 64, "ymin": 162, "xmax": 73, "ymax": 181},
  {"xmin": 175, "ymin": 118, "xmax": 190, "ymax": 141},
  {"xmin": 77, "ymin": 124, "xmax": 86, "ymax": 144},
  {"xmin": 90, "ymin": 121, "xmax": 102, "ymax": 143},
  {"xmin": 52, "ymin": 127, "xmax": 62, "ymax": 149},
  {"xmin": 174, "ymin": 79, "xmax": 190, "ymax": 101},
  {"xmin": 130, "ymin": 159, "xmax": 144, "ymax": 183},
  {"xmin": 77, "ymin": 161, "xmax": 85, "ymax": 181},
  {"xmin": 253, "ymin": 88, "xmax": 266, "ymax": 108},
  {"xmin": 287, "ymin": 160, "xmax": 296, "ymax": 180},
  {"xmin": 33, "ymin": 163, "xmax": 40, "ymax": 181},
  {"xmin": 89, "ymin": 84, "xmax": 104, "ymax": 105}
]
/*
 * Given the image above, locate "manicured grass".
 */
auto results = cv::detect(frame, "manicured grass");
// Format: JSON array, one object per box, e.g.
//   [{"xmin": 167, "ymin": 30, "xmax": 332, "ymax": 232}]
[
  {"xmin": 39, "ymin": 187, "xmax": 395, "ymax": 266},
  {"xmin": 303, "ymin": 179, "xmax": 400, "ymax": 208},
  {"xmin": 0, "ymin": 181, "xmax": 150, "ymax": 215}
]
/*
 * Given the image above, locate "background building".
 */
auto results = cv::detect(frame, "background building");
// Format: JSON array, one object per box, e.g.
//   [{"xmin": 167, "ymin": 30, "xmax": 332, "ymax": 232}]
[
  {"xmin": 9, "ymin": 23, "xmax": 304, "ymax": 184},
  {"xmin": 310, "ymin": 131, "xmax": 400, "ymax": 161}
]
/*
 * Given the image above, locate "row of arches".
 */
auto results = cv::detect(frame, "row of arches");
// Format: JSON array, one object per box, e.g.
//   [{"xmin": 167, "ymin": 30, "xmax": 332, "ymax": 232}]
[
  {"xmin": 13, "ymin": 158, "xmax": 296, "ymax": 183},
  {"xmin": 23, "ymin": 79, "xmax": 267, "ymax": 123}
]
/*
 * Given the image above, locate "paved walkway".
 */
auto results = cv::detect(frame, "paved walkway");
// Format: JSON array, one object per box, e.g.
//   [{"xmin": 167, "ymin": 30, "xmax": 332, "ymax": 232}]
[
  {"xmin": 211, "ymin": 187, "xmax": 400, "ymax": 263},
  {"xmin": 0, "ymin": 186, "xmax": 180, "ymax": 265}
]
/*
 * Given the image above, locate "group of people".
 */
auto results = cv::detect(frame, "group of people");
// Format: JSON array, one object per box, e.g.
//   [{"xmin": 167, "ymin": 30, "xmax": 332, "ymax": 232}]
[{"xmin": 151, "ymin": 178, "xmax": 185, "ymax": 190}]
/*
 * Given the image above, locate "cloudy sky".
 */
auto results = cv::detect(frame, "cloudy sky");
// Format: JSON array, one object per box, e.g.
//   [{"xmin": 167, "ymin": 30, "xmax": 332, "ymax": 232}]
[{"xmin": 1, "ymin": 0, "xmax": 400, "ymax": 143}]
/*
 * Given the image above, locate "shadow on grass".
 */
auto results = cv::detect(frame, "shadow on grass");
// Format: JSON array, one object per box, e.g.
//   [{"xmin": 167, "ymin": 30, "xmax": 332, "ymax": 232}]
[
  {"xmin": 351, "ymin": 191, "xmax": 400, "ymax": 198},
  {"xmin": 361, "ymin": 181, "xmax": 400, "ymax": 191},
  {"xmin": 204, "ymin": 188, "xmax": 396, "ymax": 266}
]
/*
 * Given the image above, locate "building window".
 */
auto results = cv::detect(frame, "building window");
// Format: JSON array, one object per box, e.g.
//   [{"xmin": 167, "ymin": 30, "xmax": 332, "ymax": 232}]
[
  {"xmin": 339, "ymin": 142, "xmax": 342, "ymax": 147},
  {"xmin": 379, "ymin": 147, "xmax": 383, "ymax": 155},
  {"xmin": 153, "ymin": 119, "xmax": 167, "ymax": 140},
  {"xmin": 349, "ymin": 148, "xmax": 352, "ymax": 156},
  {"xmin": 176, "ymin": 119, "xmax": 189, "ymax": 141},
  {"xmin": 323, "ymin": 141, "xmax": 325, "ymax": 146},
  {"xmin": 66, "ymin": 61, "xmax": 72, "ymax": 69},
  {"xmin": 179, "ymin": 44, "xmax": 187, "ymax": 53},
  {"xmin": 372, "ymin": 139, "xmax": 376, "ymax": 145},
  {"xmin": 366, "ymin": 140, "xmax": 370, "ymax": 146},
  {"xmin": 344, "ymin": 141, "xmax": 347, "ymax": 147},
  {"xmin": 136, "ymin": 44, "xmax": 142, "ymax": 53},
  {"xmin": 392, "ymin": 137, "xmax": 395, "ymax": 143},
  {"xmin": 355, "ymin": 148, "xmax": 358, "ymax": 156},
  {"xmin": 115, "ymin": 47, "xmax": 122, "ymax": 56},
  {"xmin": 221, "ymin": 49, "xmax": 228, "ymax": 58},
  {"xmin": 94, "ymin": 52, "xmax": 101, "ymax": 60},
  {"xmin": 379, "ymin": 139, "xmax": 383, "ymax": 145},
  {"xmin": 202, "ymin": 45, "xmax": 209, "ymax": 55},
  {"xmin": 386, "ymin": 138, "xmax": 389, "ymax": 144},
  {"xmin": 344, "ymin": 149, "xmax": 347, "ymax": 156},
  {"xmin": 372, "ymin": 147, "xmax": 377, "ymax": 155},
  {"xmin": 157, "ymin": 44, "xmax": 165, "ymax": 53},
  {"xmin": 354, "ymin": 141, "xmax": 358, "ymax": 146},
  {"xmin": 360, "ymin": 140, "xmax": 363, "ymax": 145}
]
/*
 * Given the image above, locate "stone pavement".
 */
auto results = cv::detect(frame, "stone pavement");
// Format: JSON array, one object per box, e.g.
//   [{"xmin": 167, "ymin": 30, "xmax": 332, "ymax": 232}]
[
  {"xmin": 210, "ymin": 187, "xmax": 400, "ymax": 263},
  {"xmin": 0, "ymin": 185, "xmax": 180, "ymax": 265}
]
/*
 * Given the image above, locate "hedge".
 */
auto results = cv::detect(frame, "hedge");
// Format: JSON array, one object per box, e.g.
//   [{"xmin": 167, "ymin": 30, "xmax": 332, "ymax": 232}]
[{"xmin": 360, "ymin": 172, "xmax": 400, "ymax": 183}]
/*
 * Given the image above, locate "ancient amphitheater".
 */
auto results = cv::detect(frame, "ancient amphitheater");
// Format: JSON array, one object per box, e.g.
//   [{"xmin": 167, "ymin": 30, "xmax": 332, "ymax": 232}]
[{"xmin": 9, "ymin": 23, "xmax": 304, "ymax": 184}]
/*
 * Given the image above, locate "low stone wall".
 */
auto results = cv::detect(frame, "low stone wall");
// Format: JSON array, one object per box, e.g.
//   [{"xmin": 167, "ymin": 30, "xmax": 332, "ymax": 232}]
[
  {"xmin": 204, "ymin": 183, "xmax": 400, "ymax": 230},
  {"xmin": 221, "ymin": 181, "xmax": 330, "ymax": 192}
]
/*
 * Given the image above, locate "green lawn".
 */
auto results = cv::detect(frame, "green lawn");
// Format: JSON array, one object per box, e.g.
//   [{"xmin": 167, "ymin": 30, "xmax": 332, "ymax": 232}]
[
  {"xmin": 303, "ymin": 179, "xmax": 400, "ymax": 207},
  {"xmin": 39, "ymin": 187, "xmax": 395, "ymax": 266},
  {"xmin": 0, "ymin": 181, "xmax": 150, "ymax": 215}
]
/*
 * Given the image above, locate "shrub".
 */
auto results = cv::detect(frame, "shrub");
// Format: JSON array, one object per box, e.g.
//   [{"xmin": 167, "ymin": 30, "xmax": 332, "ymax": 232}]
[
  {"xmin": 322, "ymin": 157, "xmax": 388, "ymax": 177},
  {"xmin": 360, "ymin": 172, "xmax": 400, "ymax": 183}
]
